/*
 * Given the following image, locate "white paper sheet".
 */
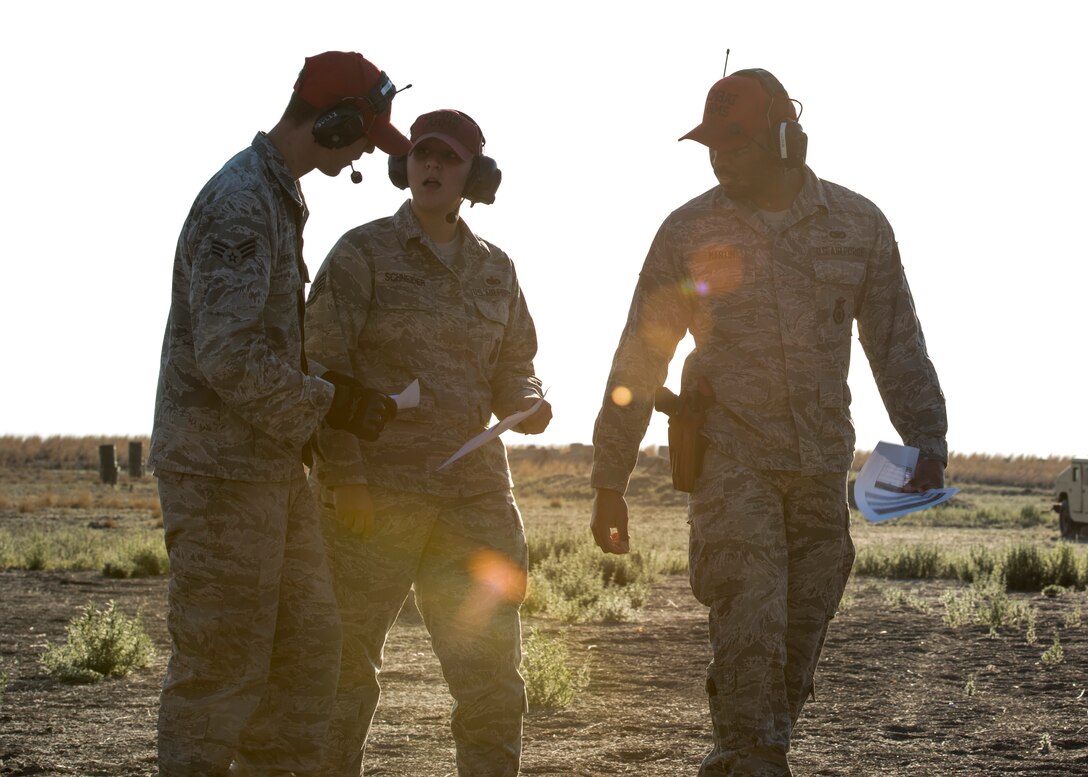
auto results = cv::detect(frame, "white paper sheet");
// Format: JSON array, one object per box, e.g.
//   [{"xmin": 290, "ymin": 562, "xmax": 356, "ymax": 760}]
[
  {"xmin": 854, "ymin": 441, "xmax": 959, "ymax": 523},
  {"xmin": 437, "ymin": 396, "xmax": 546, "ymax": 470},
  {"xmin": 391, "ymin": 379, "xmax": 420, "ymax": 410}
]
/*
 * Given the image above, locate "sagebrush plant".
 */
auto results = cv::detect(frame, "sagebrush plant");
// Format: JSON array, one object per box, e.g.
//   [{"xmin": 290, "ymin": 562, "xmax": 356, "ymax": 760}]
[
  {"xmin": 1003, "ymin": 544, "xmax": 1049, "ymax": 591},
  {"xmin": 854, "ymin": 542, "xmax": 1088, "ymax": 591},
  {"xmin": 1040, "ymin": 634, "xmax": 1064, "ymax": 666},
  {"xmin": 40, "ymin": 601, "xmax": 154, "ymax": 683},
  {"xmin": 523, "ymin": 537, "xmax": 657, "ymax": 623},
  {"xmin": 1064, "ymin": 604, "xmax": 1082, "ymax": 629},
  {"xmin": 940, "ymin": 572, "xmax": 1030, "ymax": 634},
  {"xmin": 0, "ymin": 670, "xmax": 8, "ymax": 710},
  {"xmin": 1025, "ymin": 606, "xmax": 1038, "ymax": 646},
  {"xmin": 0, "ymin": 527, "xmax": 166, "ymax": 574},
  {"xmin": 881, "ymin": 586, "xmax": 931, "ymax": 614},
  {"xmin": 521, "ymin": 628, "xmax": 588, "ymax": 710},
  {"xmin": 964, "ymin": 670, "xmax": 978, "ymax": 697},
  {"xmin": 102, "ymin": 541, "xmax": 169, "ymax": 579}
]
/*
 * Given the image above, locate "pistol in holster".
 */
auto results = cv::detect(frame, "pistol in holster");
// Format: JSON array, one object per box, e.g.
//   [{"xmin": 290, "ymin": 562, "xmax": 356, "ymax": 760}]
[{"xmin": 654, "ymin": 377, "xmax": 715, "ymax": 493}]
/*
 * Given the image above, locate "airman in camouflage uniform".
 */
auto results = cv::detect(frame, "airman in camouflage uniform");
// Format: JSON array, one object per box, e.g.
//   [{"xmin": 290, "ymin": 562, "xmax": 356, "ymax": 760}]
[
  {"xmin": 305, "ymin": 109, "xmax": 551, "ymax": 777},
  {"xmin": 149, "ymin": 51, "xmax": 411, "ymax": 777},
  {"xmin": 590, "ymin": 69, "xmax": 948, "ymax": 776}
]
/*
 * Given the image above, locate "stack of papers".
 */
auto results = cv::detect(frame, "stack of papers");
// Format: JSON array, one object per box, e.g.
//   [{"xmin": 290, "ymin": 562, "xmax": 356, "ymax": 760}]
[{"xmin": 854, "ymin": 441, "xmax": 959, "ymax": 523}]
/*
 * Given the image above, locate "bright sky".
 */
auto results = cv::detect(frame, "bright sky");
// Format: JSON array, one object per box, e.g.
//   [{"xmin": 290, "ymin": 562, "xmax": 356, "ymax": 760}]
[{"xmin": 2, "ymin": 1, "xmax": 1084, "ymax": 459}]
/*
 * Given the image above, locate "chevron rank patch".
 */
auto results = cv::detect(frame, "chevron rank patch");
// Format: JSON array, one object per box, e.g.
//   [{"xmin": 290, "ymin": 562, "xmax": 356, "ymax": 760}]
[{"xmin": 209, "ymin": 238, "xmax": 258, "ymax": 266}]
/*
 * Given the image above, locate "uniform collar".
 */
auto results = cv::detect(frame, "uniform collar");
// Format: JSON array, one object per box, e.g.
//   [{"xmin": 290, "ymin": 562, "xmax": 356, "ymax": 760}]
[
  {"xmin": 718, "ymin": 166, "xmax": 828, "ymax": 233},
  {"xmin": 252, "ymin": 132, "xmax": 307, "ymax": 214},
  {"xmin": 392, "ymin": 199, "xmax": 490, "ymax": 264}
]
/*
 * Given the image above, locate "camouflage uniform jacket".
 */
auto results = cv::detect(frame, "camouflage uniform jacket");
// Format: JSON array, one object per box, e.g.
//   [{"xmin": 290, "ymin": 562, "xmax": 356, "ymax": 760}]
[
  {"xmin": 305, "ymin": 200, "xmax": 544, "ymax": 497},
  {"xmin": 149, "ymin": 133, "xmax": 335, "ymax": 482},
  {"xmin": 592, "ymin": 168, "xmax": 947, "ymax": 492}
]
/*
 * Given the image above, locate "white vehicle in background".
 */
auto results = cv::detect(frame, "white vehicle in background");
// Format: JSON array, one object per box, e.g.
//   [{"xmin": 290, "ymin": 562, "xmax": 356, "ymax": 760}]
[{"xmin": 1054, "ymin": 458, "xmax": 1087, "ymax": 540}]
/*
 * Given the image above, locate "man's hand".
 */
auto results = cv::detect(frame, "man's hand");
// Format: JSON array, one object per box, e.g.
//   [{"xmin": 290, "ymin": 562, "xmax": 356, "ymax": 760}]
[
  {"xmin": 591, "ymin": 488, "xmax": 630, "ymax": 554},
  {"xmin": 513, "ymin": 396, "xmax": 553, "ymax": 435},
  {"xmin": 904, "ymin": 457, "xmax": 945, "ymax": 493},
  {"xmin": 334, "ymin": 483, "xmax": 374, "ymax": 537},
  {"xmin": 323, "ymin": 371, "xmax": 397, "ymax": 441}
]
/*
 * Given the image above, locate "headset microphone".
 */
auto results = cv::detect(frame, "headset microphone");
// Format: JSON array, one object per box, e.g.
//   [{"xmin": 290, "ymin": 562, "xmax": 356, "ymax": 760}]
[{"xmin": 350, "ymin": 163, "xmax": 362, "ymax": 184}]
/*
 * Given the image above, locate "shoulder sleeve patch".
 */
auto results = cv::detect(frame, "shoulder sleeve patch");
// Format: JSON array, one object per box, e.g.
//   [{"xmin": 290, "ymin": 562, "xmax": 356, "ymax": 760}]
[{"xmin": 209, "ymin": 238, "xmax": 259, "ymax": 266}]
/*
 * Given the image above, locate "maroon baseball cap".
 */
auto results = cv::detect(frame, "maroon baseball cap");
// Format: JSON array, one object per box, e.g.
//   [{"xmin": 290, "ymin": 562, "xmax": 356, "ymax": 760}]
[
  {"xmin": 294, "ymin": 51, "xmax": 411, "ymax": 155},
  {"xmin": 680, "ymin": 72, "xmax": 798, "ymax": 151},
  {"xmin": 408, "ymin": 110, "xmax": 483, "ymax": 160}
]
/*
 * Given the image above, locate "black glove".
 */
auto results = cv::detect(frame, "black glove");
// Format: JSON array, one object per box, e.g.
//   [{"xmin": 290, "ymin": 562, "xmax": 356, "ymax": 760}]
[{"xmin": 322, "ymin": 371, "xmax": 398, "ymax": 442}]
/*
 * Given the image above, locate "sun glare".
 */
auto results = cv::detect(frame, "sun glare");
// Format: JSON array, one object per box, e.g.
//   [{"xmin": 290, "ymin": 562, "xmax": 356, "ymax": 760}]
[{"xmin": 610, "ymin": 386, "xmax": 633, "ymax": 407}]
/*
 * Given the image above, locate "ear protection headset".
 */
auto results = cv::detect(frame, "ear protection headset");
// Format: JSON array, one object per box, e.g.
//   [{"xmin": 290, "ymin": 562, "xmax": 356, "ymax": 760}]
[
  {"xmin": 387, "ymin": 112, "xmax": 502, "ymax": 205},
  {"xmin": 312, "ymin": 70, "xmax": 399, "ymax": 149},
  {"xmin": 732, "ymin": 68, "xmax": 808, "ymax": 168}
]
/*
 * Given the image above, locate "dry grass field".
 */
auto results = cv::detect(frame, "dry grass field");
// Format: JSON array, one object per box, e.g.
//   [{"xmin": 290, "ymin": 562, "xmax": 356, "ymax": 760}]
[{"xmin": 1, "ymin": 437, "xmax": 1087, "ymax": 776}]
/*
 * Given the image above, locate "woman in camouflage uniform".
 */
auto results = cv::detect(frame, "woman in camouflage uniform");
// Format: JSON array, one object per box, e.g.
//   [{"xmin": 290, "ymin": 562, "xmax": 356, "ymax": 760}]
[{"xmin": 305, "ymin": 108, "xmax": 552, "ymax": 777}]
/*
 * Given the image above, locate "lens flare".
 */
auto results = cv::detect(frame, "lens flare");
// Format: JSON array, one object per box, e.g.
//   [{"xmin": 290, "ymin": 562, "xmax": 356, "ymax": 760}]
[
  {"xmin": 455, "ymin": 548, "xmax": 527, "ymax": 629},
  {"xmin": 611, "ymin": 386, "xmax": 633, "ymax": 407},
  {"xmin": 686, "ymin": 245, "xmax": 745, "ymax": 297}
]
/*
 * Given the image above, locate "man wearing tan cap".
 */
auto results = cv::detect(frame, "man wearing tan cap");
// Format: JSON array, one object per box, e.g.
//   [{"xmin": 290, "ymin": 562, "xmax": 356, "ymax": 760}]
[
  {"xmin": 150, "ymin": 51, "xmax": 411, "ymax": 777},
  {"xmin": 590, "ymin": 68, "xmax": 947, "ymax": 775}
]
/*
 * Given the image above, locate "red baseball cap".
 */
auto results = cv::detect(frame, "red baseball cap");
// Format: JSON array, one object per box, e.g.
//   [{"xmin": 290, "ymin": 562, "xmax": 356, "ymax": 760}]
[
  {"xmin": 294, "ymin": 51, "xmax": 411, "ymax": 155},
  {"xmin": 408, "ymin": 110, "xmax": 483, "ymax": 160},
  {"xmin": 680, "ymin": 72, "xmax": 798, "ymax": 151}
]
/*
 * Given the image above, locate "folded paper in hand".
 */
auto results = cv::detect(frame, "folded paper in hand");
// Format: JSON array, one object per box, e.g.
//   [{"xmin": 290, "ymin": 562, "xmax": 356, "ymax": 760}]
[
  {"xmin": 392, "ymin": 379, "xmax": 420, "ymax": 410},
  {"xmin": 854, "ymin": 441, "xmax": 959, "ymax": 523},
  {"xmin": 438, "ymin": 396, "xmax": 546, "ymax": 470}
]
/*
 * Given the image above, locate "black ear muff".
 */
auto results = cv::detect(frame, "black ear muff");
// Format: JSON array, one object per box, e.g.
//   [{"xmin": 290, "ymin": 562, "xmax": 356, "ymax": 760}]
[
  {"xmin": 463, "ymin": 155, "xmax": 501, "ymax": 205},
  {"xmin": 772, "ymin": 120, "xmax": 808, "ymax": 169},
  {"xmin": 313, "ymin": 101, "xmax": 366, "ymax": 149},
  {"xmin": 388, "ymin": 154, "xmax": 408, "ymax": 189},
  {"xmin": 732, "ymin": 68, "xmax": 808, "ymax": 169},
  {"xmin": 389, "ymin": 109, "xmax": 504, "ymax": 204}
]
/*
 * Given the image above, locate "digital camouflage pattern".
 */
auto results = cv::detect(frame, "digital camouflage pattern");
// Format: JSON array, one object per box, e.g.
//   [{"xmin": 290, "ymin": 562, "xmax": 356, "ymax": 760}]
[
  {"xmin": 691, "ymin": 448, "xmax": 854, "ymax": 776},
  {"xmin": 304, "ymin": 199, "xmax": 543, "ymax": 496},
  {"xmin": 304, "ymin": 201, "xmax": 542, "ymax": 775},
  {"xmin": 156, "ymin": 471, "xmax": 341, "ymax": 777},
  {"xmin": 591, "ymin": 168, "xmax": 945, "ymax": 777},
  {"xmin": 151, "ymin": 132, "xmax": 341, "ymax": 776},
  {"xmin": 316, "ymin": 485, "xmax": 528, "ymax": 777},
  {"xmin": 149, "ymin": 132, "xmax": 335, "ymax": 482},
  {"xmin": 591, "ymin": 168, "xmax": 947, "ymax": 492}
]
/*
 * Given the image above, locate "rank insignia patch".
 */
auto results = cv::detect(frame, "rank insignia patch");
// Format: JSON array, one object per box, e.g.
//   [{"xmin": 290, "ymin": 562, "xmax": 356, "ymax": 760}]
[
  {"xmin": 307, "ymin": 273, "xmax": 327, "ymax": 303},
  {"xmin": 210, "ymin": 238, "xmax": 258, "ymax": 266}
]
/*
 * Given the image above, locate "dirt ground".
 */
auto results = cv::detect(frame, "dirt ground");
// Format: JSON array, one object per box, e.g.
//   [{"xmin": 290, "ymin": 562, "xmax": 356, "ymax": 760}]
[{"xmin": 2, "ymin": 566, "xmax": 1087, "ymax": 777}]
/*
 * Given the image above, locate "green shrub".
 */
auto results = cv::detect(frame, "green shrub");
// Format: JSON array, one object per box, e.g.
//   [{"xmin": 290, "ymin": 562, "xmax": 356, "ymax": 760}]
[
  {"xmin": 25, "ymin": 542, "xmax": 48, "ymax": 571},
  {"xmin": 853, "ymin": 542, "xmax": 1087, "ymax": 592},
  {"xmin": 1063, "ymin": 605, "xmax": 1082, "ymax": 628},
  {"xmin": 525, "ymin": 543, "xmax": 655, "ymax": 623},
  {"xmin": 523, "ymin": 531, "xmax": 661, "ymax": 622},
  {"xmin": 940, "ymin": 573, "xmax": 1028, "ymax": 634},
  {"xmin": 854, "ymin": 544, "xmax": 947, "ymax": 579},
  {"xmin": 521, "ymin": 628, "xmax": 588, "ymax": 710},
  {"xmin": 102, "ymin": 542, "xmax": 169, "ymax": 579},
  {"xmin": 1046, "ymin": 543, "xmax": 1081, "ymax": 589},
  {"xmin": 40, "ymin": 601, "xmax": 154, "ymax": 683},
  {"xmin": 1040, "ymin": 634, "xmax": 1064, "ymax": 666},
  {"xmin": 1003, "ymin": 544, "xmax": 1047, "ymax": 591}
]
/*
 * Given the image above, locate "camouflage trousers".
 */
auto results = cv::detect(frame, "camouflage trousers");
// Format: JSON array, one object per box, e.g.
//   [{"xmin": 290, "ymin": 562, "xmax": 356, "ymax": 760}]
[
  {"xmin": 156, "ymin": 470, "xmax": 342, "ymax": 777},
  {"xmin": 688, "ymin": 448, "xmax": 855, "ymax": 777},
  {"xmin": 316, "ymin": 484, "xmax": 529, "ymax": 777}
]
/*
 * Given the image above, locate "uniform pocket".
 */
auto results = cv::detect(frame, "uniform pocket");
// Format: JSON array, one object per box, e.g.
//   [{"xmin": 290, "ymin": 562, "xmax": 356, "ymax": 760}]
[{"xmin": 473, "ymin": 298, "xmax": 510, "ymax": 327}]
